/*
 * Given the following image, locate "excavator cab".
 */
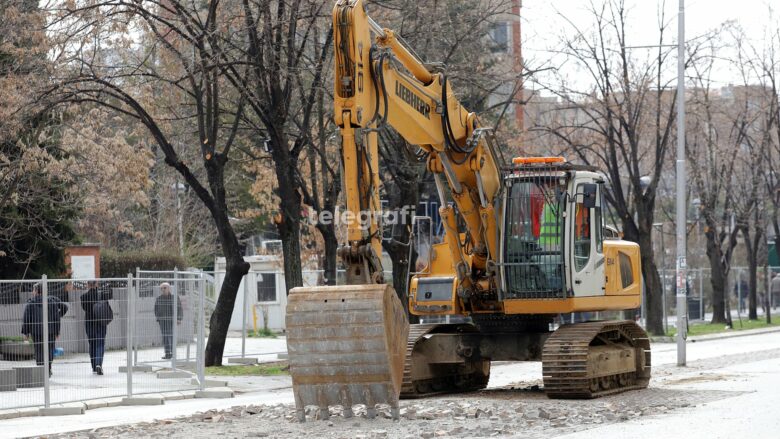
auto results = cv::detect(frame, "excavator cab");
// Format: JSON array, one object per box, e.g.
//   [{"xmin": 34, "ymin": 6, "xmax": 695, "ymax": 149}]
[
  {"xmin": 411, "ymin": 161, "xmax": 632, "ymax": 313},
  {"xmin": 502, "ymin": 164, "xmax": 609, "ymax": 301},
  {"xmin": 503, "ymin": 172, "xmax": 568, "ymax": 299}
]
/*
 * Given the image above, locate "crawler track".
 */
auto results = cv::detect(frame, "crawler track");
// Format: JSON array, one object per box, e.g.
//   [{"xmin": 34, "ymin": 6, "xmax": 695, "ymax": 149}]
[
  {"xmin": 542, "ymin": 320, "xmax": 651, "ymax": 399},
  {"xmin": 400, "ymin": 323, "xmax": 490, "ymax": 398}
]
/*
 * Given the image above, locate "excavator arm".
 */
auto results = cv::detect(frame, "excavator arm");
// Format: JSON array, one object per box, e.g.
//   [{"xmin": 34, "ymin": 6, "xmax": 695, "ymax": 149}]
[{"xmin": 333, "ymin": 0, "xmax": 504, "ymax": 297}]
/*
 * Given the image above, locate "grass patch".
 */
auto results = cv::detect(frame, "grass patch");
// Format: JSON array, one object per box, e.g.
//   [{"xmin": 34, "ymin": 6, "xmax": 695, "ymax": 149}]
[
  {"xmin": 247, "ymin": 328, "xmax": 278, "ymax": 338},
  {"xmin": 666, "ymin": 318, "xmax": 779, "ymax": 337},
  {"xmin": 205, "ymin": 362, "xmax": 288, "ymax": 376},
  {"xmin": 0, "ymin": 336, "xmax": 25, "ymax": 343}
]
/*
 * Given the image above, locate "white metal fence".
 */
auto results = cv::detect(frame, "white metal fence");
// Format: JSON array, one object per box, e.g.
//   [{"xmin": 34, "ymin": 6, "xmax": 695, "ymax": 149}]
[
  {"xmin": 0, "ymin": 273, "xmax": 207, "ymax": 411},
  {"xmin": 654, "ymin": 266, "xmax": 780, "ymax": 331}
]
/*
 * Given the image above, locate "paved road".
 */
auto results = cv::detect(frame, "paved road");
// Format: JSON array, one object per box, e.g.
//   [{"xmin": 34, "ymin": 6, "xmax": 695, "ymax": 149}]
[{"xmin": 2, "ymin": 329, "xmax": 779, "ymax": 438}]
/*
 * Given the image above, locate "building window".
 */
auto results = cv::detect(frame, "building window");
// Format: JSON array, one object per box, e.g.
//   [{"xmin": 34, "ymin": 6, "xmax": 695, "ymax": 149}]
[
  {"xmin": 257, "ymin": 272, "xmax": 277, "ymax": 303},
  {"xmin": 489, "ymin": 22, "xmax": 510, "ymax": 53}
]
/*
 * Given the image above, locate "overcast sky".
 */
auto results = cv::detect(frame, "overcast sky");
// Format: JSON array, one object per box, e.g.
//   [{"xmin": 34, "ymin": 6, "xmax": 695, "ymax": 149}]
[{"xmin": 522, "ymin": 0, "xmax": 779, "ymax": 89}]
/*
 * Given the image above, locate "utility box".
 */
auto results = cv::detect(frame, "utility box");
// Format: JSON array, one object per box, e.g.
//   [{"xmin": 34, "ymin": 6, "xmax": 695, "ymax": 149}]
[
  {"xmin": 687, "ymin": 297, "xmax": 702, "ymax": 321},
  {"xmin": 215, "ymin": 256, "xmax": 289, "ymax": 332}
]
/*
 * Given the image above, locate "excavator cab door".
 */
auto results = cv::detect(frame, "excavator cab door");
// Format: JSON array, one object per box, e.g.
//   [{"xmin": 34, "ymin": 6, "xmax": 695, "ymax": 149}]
[{"xmin": 568, "ymin": 178, "xmax": 606, "ymax": 297}]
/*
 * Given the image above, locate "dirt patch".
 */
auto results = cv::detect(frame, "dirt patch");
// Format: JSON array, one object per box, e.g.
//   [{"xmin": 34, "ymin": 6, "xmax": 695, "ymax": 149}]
[
  {"xmin": 664, "ymin": 373, "xmax": 736, "ymax": 386},
  {"xmin": 40, "ymin": 388, "xmax": 745, "ymax": 439}
]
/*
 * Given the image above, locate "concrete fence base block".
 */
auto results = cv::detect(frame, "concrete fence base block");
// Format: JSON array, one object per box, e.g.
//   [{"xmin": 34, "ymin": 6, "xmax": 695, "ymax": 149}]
[
  {"xmin": 157, "ymin": 370, "xmax": 192, "ymax": 379},
  {"xmin": 228, "ymin": 357, "xmax": 258, "ymax": 365},
  {"xmin": 175, "ymin": 361, "xmax": 197, "ymax": 369},
  {"xmin": 195, "ymin": 388, "xmax": 234, "ymax": 399},
  {"xmin": 0, "ymin": 369, "xmax": 17, "ymax": 392},
  {"xmin": 276, "ymin": 353, "xmax": 289, "ymax": 360},
  {"xmin": 84, "ymin": 397, "xmax": 123, "ymax": 410},
  {"xmin": 13, "ymin": 366, "xmax": 44, "ymax": 388},
  {"xmin": 0, "ymin": 409, "xmax": 23, "ymax": 420},
  {"xmin": 191, "ymin": 378, "xmax": 228, "ymax": 387},
  {"xmin": 121, "ymin": 396, "xmax": 165, "ymax": 406},
  {"xmin": 39, "ymin": 403, "xmax": 86, "ymax": 416},
  {"xmin": 119, "ymin": 365, "xmax": 154, "ymax": 373},
  {"xmin": 164, "ymin": 391, "xmax": 191, "ymax": 401}
]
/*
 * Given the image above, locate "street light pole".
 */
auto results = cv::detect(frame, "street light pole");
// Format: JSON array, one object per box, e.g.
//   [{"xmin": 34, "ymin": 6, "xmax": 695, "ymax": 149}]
[
  {"xmin": 675, "ymin": 0, "xmax": 688, "ymax": 366},
  {"xmin": 653, "ymin": 223, "xmax": 668, "ymax": 334},
  {"xmin": 174, "ymin": 181, "xmax": 185, "ymax": 257}
]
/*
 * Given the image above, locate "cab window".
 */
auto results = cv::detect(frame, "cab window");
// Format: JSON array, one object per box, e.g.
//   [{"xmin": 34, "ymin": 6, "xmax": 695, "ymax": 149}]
[{"xmin": 573, "ymin": 184, "xmax": 591, "ymax": 272}]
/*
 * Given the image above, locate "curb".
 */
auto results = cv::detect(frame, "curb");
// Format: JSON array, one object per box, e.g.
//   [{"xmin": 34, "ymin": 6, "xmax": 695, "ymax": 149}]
[
  {"xmin": 0, "ymin": 389, "xmax": 213, "ymax": 421},
  {"xmin": 651, "ymin": 325, "xmax": 780, "ymax": 343}
]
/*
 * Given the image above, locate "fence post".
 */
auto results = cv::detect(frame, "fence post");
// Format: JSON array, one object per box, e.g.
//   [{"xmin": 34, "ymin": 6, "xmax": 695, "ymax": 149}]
[
  {"xmin": 738, "ymin": 268, "xmax": 743, "ymax": 314},
  {"xmin": 699, "ymin": 268, "xmax": 704, "ymax": 321},
  {"xmin": 134, "ymin": 267, "xmax": 140, "ymax": 367},
  {"xmin": 172, "ymin": 267, "xmax": 178, "ymax": 370},
  {"xmin": 126, "ymin": 273, "xmax": 134, "ymax": 398},
  {"xmin": 198, "ymin": 274, "xmax": 206, "ymax": 391},
  {"xmin": 662, "ymin": 269, "xmax": 668, "ymax": 333},
  {"xmin": 42, "ymin": 275, "xmax": 50, "ymax": 409},
  {"xmin": 242, "ymin": 272, "xmax": 248, "ymax": 359}
]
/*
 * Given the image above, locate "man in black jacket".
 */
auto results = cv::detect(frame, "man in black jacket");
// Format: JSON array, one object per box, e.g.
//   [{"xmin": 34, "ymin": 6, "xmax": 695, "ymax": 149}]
[
  {"xmin": 154, "ymin": 282, "xmax": 182, "ymax": 360},
  {"xmin": 81, "ymin": 281, "xmax": 112, "ymax": 375},
  {"xmin": 21, "ymin": 283, "xmax": 69, "ymax": 377}
]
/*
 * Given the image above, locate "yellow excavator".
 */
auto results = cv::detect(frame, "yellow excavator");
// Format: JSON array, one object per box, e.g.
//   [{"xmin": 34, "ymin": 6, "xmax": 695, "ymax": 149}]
[{"xmin": 286, "ymin": 0, "xmax": 650, "ymax": 421}]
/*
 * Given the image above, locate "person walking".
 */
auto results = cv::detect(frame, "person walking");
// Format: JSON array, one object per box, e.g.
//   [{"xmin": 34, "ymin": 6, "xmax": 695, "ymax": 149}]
[
  {"xmin": 21, "ymin": 283, "xmax": 69, "ymax": 377},
  {"xmin": 81, "ymin": 281, "xmax": 113, "ymax": 375},
  {"xmin": 154, "ymin": 282, "xmax": 182, "ymax": 360},
  {"xmin": 771, "ymin": 271, "xmax": 780, "ymax": 311}
]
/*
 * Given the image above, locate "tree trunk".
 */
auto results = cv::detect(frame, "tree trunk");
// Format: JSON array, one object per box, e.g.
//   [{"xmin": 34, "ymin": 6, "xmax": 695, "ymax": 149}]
[
  {"xmin": 278, "ymin": 217, "xmax": 304, "ymax": 292},
  {"xmin": 745, "ymin": 229, "xmax": 759, "ymax": 320},
  {"xmin": 202, "ymin": 197, "xmax": 250, "ymax": 365},
  {"xmin": 322, "ymin": 227, "xmax": 338, "ymax": 286},
  {"xmin": 198, "ymin": 161, "xmax": 251, "ymax": 367},
  {"xmin": 705, "ymin": 226, "xmax": 728, "ymax": 324},
  {"xmin": 640, "ymin": 248, "xmax": 665, "ymax": 335},
  {"xmin": 271, "ymin": 132, "xmax": 304, "ymax": 294},
  {"xmin": 629, "ymin": 209, "xmax": 664, "ymax": 335},
  {"xmin": 205, "ymin": 254, "xmax": 248, "ymax": 366}
]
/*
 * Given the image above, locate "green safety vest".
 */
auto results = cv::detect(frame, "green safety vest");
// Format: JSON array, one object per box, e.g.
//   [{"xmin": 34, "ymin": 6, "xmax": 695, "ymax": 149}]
[{"xmin": 539, "ymin": 202, "xmax": 560, "ymax": 246}]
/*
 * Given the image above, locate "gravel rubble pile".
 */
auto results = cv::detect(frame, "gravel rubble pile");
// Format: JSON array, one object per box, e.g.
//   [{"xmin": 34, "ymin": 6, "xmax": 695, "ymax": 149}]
[{"xmin": 42, "ymin": 388, "xmax": 742, "ymax": 439}]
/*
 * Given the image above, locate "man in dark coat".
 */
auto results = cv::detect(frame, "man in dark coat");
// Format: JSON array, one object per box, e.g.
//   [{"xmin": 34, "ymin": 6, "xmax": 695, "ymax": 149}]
[
  {"xmin": 154, "ymin": 282, "xmax": 182, "ymax": 360},
  {"xmin": 81, "ymin": 281, "xmax": 113, "ymax": 375},
  {"xmin": 21, "ymin": 283, "xmax": 69, "ymax": 377}
]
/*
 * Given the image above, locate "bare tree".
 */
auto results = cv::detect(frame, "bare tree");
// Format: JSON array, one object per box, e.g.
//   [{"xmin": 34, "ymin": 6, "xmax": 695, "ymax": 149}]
[
  {"xmin": 686, "ymin": 28, "xmax": 742, "ymax": 325},
  {"xmin": 727, "ymin": 24, "xmax": 780, "ymax": 320},
  {"xmin": 529, "ymin": 0, "xmax": 677, "ymax": 335},
  {"xmin": 46, "ymin": 0, "xmax": 251, "ymax": 364},
  {"xmin": 218, "ymin": 1, "xmax": 333, "ymax": 293}
]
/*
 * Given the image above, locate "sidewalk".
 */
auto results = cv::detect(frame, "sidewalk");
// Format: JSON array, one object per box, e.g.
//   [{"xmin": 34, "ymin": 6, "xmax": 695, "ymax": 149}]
[{"xmin": 0, "ymin": 336, "xmax": 287, "ymax": 413}]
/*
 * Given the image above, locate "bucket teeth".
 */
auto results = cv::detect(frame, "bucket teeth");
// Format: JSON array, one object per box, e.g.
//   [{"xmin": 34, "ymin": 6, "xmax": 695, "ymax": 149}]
[{"xmin": 286, "ymin": 284, "xmax": 409, "ymax": 421}]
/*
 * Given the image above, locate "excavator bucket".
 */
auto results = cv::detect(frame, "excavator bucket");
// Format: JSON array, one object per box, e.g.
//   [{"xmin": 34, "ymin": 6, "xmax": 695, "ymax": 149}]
[{"xmin": 286, "ymin": 284, "xmax": 409, "ymax": 421}]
